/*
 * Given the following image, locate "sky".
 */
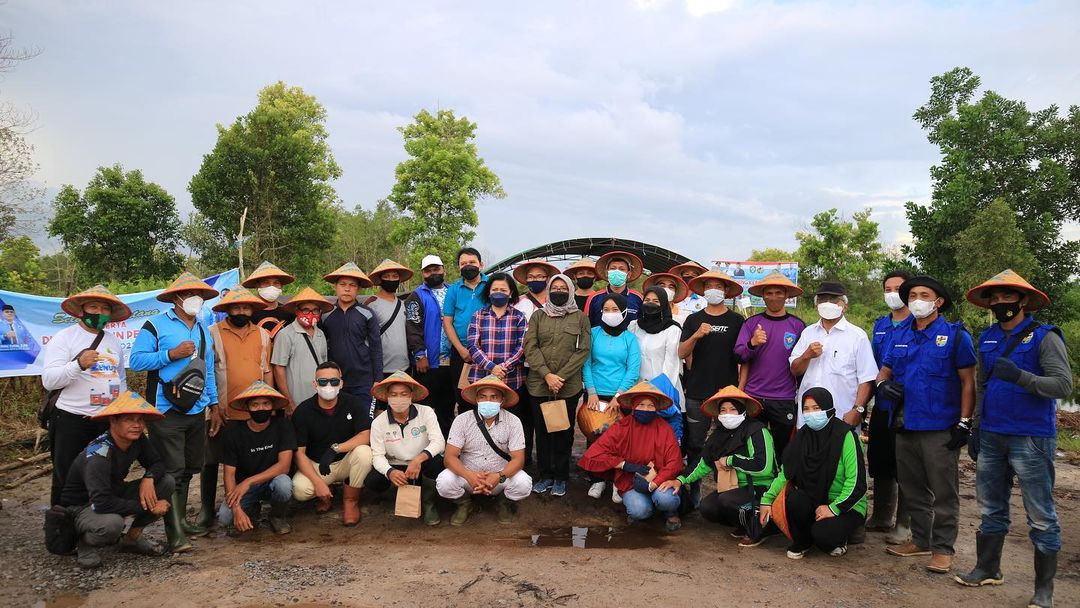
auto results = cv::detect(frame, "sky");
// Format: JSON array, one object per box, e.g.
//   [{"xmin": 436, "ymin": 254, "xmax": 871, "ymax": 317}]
[{"xmin": 4, "ymin": 0, "xmax": 1080, "ymax": 268}]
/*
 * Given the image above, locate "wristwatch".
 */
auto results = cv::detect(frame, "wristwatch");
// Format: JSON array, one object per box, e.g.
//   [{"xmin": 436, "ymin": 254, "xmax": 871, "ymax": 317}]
[
  {"xmin": 331, "ymin": 443, "xmax": 341, "ymax": 453},
  {"xmin": 498, "ymin": 473, "xmax": 508, "ymax": 484},
  {"xmin": 854, "ymin": 405, "xmax": 867, "ymax": 415}
]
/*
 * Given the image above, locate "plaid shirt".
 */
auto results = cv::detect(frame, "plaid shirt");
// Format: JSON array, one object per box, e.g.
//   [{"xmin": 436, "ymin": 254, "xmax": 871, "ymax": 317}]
[{"xmin": 466, "ymin": 305, "xmax": 528, "ymax": 389}]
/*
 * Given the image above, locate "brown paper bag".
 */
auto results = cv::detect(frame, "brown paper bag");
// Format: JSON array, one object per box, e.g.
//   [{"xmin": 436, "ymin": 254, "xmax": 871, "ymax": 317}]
[
  {"xmin": 540, "ymin": 400, "xmax": 571, "ymax": 433},
  {"xmin": 395, "ymin": 484, "xmax": 422, "ymax": 518},
  {"xmin": 714, "ymin": 462, "xmax": 739, "ymax": 492},
  {"xmin": 457, "ymin": 363, "xmax": 471, "ymax": 390}
]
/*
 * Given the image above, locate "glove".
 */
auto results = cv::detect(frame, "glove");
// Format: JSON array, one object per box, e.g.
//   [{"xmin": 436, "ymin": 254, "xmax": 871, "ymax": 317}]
[
  {"xmin": 631, "ymin": 474, "xmax": 653, "ymax": 494},
  {"xmin": 991, "ymin": 357, "xmax": 1023, "ymax": 383},
  {"xmin": 318, "ymin": 448, "xmax": 337, "ymax": 476},
  {"xmin": 944, "ymin": 419, "xmax": 972, "ymax": 451},
  {"xmin": 967, "ymin": 426, "xmax": 981, "ymax": 462},
  {"xmin": 878, "ymin": 380, "xmax": 904, "ymax": 402},
  {"xmin": 622, "ymin": 462, "xmax": 650, "ymax": 476}
]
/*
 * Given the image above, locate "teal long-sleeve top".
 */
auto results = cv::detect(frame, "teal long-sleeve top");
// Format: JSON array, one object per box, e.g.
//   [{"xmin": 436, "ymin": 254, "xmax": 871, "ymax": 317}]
[{"xmin": 582, "ymin": 328, "xmax": 640, "ymax": 397}]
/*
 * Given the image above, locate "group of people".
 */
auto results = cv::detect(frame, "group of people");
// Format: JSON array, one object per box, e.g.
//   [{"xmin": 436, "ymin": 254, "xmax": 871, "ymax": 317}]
[{"xmin": 40, "ymin": 248, "xmax": 1070, "ymax": 608}]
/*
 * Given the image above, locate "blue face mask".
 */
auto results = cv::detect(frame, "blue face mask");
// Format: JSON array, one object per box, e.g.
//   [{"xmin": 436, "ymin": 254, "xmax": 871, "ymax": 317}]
[
  {"xmin": 607, "ymin": 269, "xmax": 628, "ymax": 288},
  {"xmin": 477, "ymin": 401, "xmax": 501, "ymax": 418},
  {"xmin": 804, "ymin": 410, "xmax": 831, "ymax": 431},
  {"xmin": 489, "ymin": 292, "xmax": 511, "ymax": 307},
  {"xmin": 633, "ymin": 410, "xmax": 658, "ymax": 425}
]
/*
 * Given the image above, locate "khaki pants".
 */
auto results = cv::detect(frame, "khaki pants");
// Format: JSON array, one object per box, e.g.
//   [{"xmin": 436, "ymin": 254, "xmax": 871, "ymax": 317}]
[{"xmin": 292, "ymin": 445, "xmax": 373, "ymax": 501}]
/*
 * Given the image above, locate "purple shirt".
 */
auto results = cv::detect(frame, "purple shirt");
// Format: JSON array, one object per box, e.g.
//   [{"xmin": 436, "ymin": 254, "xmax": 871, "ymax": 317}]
[{"xmin": 733, "ymin": 312, "xmax": 806, "ymax": 400}]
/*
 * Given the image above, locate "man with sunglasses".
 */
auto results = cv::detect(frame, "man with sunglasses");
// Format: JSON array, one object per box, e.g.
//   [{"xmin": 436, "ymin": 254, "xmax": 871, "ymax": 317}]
[{"xmin": 290, "ymin": 361, "xmax": 373, "ymax": 526}]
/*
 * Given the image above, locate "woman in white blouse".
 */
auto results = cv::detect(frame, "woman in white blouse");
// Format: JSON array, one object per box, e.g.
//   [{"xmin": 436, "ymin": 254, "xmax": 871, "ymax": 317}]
[{"xmin": 629, "ymin": 286, "xmax": 684, "ymax": 408}]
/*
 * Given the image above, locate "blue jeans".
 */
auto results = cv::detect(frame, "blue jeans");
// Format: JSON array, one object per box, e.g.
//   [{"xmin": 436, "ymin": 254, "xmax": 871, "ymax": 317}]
[
  {"xmin": 622, "ymin": 487, "xmax": 681, "ymax": 521},
  {"xmin": 216, "ymin": 474, "xmax": 293, "ymax": 527},
  {"xmin": 976, "ymin": 430, "xmax": 1060, "ymax": 553}
]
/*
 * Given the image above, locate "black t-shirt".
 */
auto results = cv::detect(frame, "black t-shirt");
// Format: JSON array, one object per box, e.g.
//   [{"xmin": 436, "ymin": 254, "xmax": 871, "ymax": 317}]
[
  {"xmin": 680, "ymin": 308, "xmax": 745, "ymax": 400},
  {"xmin": 221, "ymin": 418, "xmax": 297, "ymax": 483},
  {"xmin": 292, "ymin": 392, "xmax": 372, "ymax": 462},
  {"xmin": 252, "ymin": 306, "xmax": 295, "ymax": 333},
  {"xmin": 574, "ymin": 294, "xmax": 590, "ymax": 311}
]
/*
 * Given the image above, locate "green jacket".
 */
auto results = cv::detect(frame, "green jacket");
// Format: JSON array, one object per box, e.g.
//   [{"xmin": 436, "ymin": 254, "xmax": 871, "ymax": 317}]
[
  {"xmin": 524, "ymin": 309, "xmax": 592, "ymax": 399},
  {"xmin": 761, "ymin": 431, "xmax": 868, "ymax": 517},
  {"xmin": 678, "ymin": 425, "xmax": 776, "ymax": 490}
]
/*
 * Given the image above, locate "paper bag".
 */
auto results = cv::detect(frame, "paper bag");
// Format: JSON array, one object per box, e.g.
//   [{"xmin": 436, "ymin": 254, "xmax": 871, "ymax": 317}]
[
  {"xmin": 714, "ymin": 462, "xmax": 739, "ymax": 492},
  {"xmin": 457, "ymin": 364, "xmax": 471, "ymax": 390},
  {"xmin": 540, "ymin": 400, "xmax": 571, "ymax": 433},
  {"xmin": 395, "ymin": 484, "xmax": 422, "ymax": 518}
]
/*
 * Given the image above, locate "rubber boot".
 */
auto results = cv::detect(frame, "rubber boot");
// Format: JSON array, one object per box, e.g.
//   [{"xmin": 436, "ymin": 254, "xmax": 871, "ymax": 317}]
[
  {"xmin": 173, "ymin": 479, "xmax": 207, "ymax": 537},
  {"xmin": 849, "ymin": 523, "xmax": 866, "ymax": 545},
  {"xmin": 1029, "ymin": 549, "xmax": 1056, "ymax": 608},
  {"xmin": 192, "ymin": 465, "xmax": 217, "ymax": 534},
  {"xmin": 955, "ymin": 532, "xmax": 1005, "ymax": 587},
  {"xmin": 269, "ymin": 501, "xmax": 291, "ymax": 535},
  {"xmin": 866, "ymin": 479, "xmax": 897, "ymax": 531},
  {"xmin": 164, "ymin": 493, "xmax": 193, "ymax": 553},
  {"xmin": 342, "ymin": 485, "xmax": 361, "ymax": 526},
  {"xmin": 450, "ymin": 496, "xmax": 473, "ymax": 526},
  {"xmin": 76, "ymin": 539, "xmax": 103, "ymax": 569},
  {"xmin": 497, "ymin": 494, "xmax": 515, "ymax": 525},
  {"xmin": 421, "ymin": 477, "xmax": 440, "ymax": 527},
  {"xmin": 886, "ymin": 492, "xmax": 912, "ymax": 545}
]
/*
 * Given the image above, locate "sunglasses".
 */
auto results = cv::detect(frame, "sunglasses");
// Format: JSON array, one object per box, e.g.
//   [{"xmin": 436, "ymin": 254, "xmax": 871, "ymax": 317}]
[{"xmin": 316, "ymin": 378, "xmax": 342, "ymax": 387}]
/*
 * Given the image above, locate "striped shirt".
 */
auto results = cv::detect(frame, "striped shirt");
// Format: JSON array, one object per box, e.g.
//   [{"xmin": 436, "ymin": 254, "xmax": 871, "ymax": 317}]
[
  {"xmin": 446, "ymin": 409, "xmax": 525, "ymax": 472},
  {"xmin": 465, "ymin": 306, "xmax": 527, "ymax": 389}
]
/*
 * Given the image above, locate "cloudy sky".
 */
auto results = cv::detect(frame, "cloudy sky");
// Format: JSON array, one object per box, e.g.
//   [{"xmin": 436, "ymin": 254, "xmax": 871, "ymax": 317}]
[{"xmin": 4, "ymin": 0, "xmax": 1080, "ymax": 267}]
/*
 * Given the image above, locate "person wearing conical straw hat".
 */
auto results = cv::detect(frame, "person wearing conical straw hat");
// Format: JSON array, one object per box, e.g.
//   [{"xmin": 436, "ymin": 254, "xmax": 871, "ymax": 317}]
[
  {"xmin": 733, "ymin": 271, "xmax": 806, "ymax": 461},
  {"xmin": 642, "ymin": 271, "xmax": 688, "ymax": 324},
  {"xmin": 321, "ymin": 262, "xmax": 383, "ymax": 403},
  {"xmin": 364, "ymin": 259, "xmax": 414, "ymax": 379},
  {"xmin": 217, "ymin": 380, "xmax": 295, "ymax": 536},
  {"xmin": 584, "ymin": 250, "xmax": 644, "ymax": 327},
  {"xmin": 242, "ymin": 261, "xmax": 296, "ymax": 336},
  {"xmin": 42, "ymin": 285, "xmax": 131, "ymax": 507},
  {"xmin": 403, "ymin": 254, "xmax": 455, "ymax": 437},
  {"xmin": 954, "ymin": 270, "xmax": 1071, "ymax": 608},
  {"xmin": 59, "ymin": 391, "xmax": 172, "ymax": 569},
  {"xmin": 512, "ymin": 258, "xmax": 560, "ymax": 322},
  {"xmin": 669, "ymin": 260, "xmax": 708, "ymax": 318},
  {"xmin": 195, "ymin": 286, "xmax": 273, "ymax": 533},
  {"xmin": 129, "ymin": 271, "xmax": 220, "ymax": 554},
  {"xmin": 436, "ymin": 375, "xmax": 533, "ymax": 526},
  {"xmin": 270, "ymin": 287, "xmax": 332, "ymax": 410},
  {"xmin": 564, "ymin": 258, "xmax": 597, "ymax": 311},
  {"xmin": 577, "ymin": 381, "xmax": 683, "ymax": 531}
]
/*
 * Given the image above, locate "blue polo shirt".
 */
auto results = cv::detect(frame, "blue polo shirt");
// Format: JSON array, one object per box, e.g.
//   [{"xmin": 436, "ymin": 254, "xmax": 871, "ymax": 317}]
[
  {"xmin": 129, "ymin": 308, "xmax": 218, "ymax": 415},
  {"xmin": 442, "ymin": 274, "xmax": 488, "ymax": 344},
  {"xmin": 870, "ymin": 313, "xmax": 909, "ymax": 415}
]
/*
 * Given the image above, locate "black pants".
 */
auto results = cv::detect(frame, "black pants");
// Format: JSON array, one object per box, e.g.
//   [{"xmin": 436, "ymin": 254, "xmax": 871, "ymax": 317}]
[
  {"xmin": 148, "ymin": 408, "xmax": 206, "ymax": 486},
  {"xmin": 785, "ymin": 486, "xmax": 865, "ymax": 552},
  {"xmin": 49, "ymin": 408, "xmax": 108, "ymax": 506},
  {"xmin": 682, "ymin": 400, "xmax": 711, "ymax": 475},
  {"xmin": 415, "ymin": 365, "xmax": 455, "ymax": 439},
  {"xmin": 700, "ymin": 486, "xmax": 756, "ymax": 527},
  {"xmin": 448, "ymin": 349, "xmax": 472, "ymax": 414},
  {"xmin": 531, "ymin": 395, "xmax": 575, "ymax": 481},
  {"xmin": 510, "ymin": 386, "xmax": 534, "ymax": 469},
  {"xmin": 867, "ymin": 403, "xmax": 898, "ymax": 480},
  {"xmin": 759, "ymin": 398, "xmax": 796, "ymax": 461},
  {"xmin": 363, "ymin": 455, "xmax": 445, "ymax": 494}
]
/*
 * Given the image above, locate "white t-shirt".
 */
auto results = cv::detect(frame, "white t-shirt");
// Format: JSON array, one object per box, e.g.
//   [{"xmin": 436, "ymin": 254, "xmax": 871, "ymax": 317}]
[
  {"xmin": 788, "ymin": 317, "xmax": 877, "ymax": 426},
  {"xmin": 41, "ymin": 324, "xmax": 127, "ymax": 416},
  {"xmin": 629, "ymin": 321, "xmax": 685, "ymax": 411}
]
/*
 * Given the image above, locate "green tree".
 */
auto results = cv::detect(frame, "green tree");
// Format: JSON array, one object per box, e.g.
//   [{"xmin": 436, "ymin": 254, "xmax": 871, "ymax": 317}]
[
  {"xmin": 48, "ymin": 164, "xmax": 182, "ymax": 285},
  {"xmin": 748, "ymin": 247, "xmax": 796, "ymax": 262},
  {"xmin": 188, "ymin": 82, "xmax": 341, "ymax": 280},
  {"xmin": 0, "ymin": 235, "xmax": 46, "ymax": 293},
  {"xmin": 388, "ymin": 109, "xmax": 505, "ymax": 266},
  {"xmin": 905, "ymin": 67, "xmax": 1080, "ymax": 324},
  {"xmin": 326, "ymin": 200, "xmax": 409, "ymax": 291},
  {"xmin": 795, "ymin": 207, "xmax": 883, "ymax": 300}
]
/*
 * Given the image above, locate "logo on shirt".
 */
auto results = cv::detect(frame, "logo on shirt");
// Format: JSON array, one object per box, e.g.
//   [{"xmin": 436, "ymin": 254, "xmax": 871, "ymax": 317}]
[
  {"xmin": 710, "ymin": 325, "xmax": 728, "ymax": 333},
  {"xmin": 936, "ymin": 335, "xmax": 949, "ymax": 347},
  {"xmin": 404, "ymin": 301, "xmax": 421, "ymax": 324},
  {"xmin": 411, "ymin": 426, "xmax": 423, "ymax": 437},
  {"xmin": 346, "ymin": 413, "xmax": 353, "ymax": 420},
  {"xmin": 784, "ymin": 332, "xmax": 796, "ymax": 350},
  {"xmin": 1022, "ymin": 333, "xmax": 1034, "ymax": 344}
]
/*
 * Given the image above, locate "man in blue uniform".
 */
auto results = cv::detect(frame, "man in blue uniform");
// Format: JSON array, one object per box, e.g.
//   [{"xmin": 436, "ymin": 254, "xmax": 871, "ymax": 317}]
[
  {"xmin": 876, "ymin": 276, "xmax": 976, "ymax": 575},
  {"xmin": 954, "ymin": 270, "xmax": 1072, "ymax": 608}
]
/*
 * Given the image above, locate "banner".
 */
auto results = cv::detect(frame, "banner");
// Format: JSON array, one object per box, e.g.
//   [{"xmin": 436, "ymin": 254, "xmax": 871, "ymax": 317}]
[
  {"xmin": 0, "ymin": 269, "xmax": 240, "ymax": 378},
  {"xmin": 711, "ymin": 260, "xmax": 800, "ymax": 309}
]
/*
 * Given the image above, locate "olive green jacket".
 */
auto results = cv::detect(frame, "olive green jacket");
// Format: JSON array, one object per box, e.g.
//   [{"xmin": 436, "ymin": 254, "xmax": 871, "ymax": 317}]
[{"xmin": 524, "ymin": 309, "xmax": 592, "ymax": 399}]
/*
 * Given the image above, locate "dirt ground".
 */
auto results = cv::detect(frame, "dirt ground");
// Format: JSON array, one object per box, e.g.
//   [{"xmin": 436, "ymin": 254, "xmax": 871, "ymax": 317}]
[{"xmin": 2, "ymin": 449, "xmax": 1078, "ymax": 608}]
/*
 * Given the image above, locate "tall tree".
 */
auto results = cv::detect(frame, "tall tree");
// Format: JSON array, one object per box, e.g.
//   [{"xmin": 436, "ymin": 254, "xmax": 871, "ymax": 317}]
[
  {"xmin": 795, "ymin": 207, "xmax": 883, "ymax": 300},
  {"xmin": 48, "ymin": 164, "xmax": 182, "ymax": 285},
  {"xmin": 749, "ymin": 248, "xmax": 797, "ymax": 262},
  {"xmin": 905, "ymin": 67, "xmax": 1080, "ymax": 323},
  {"xmin": 188, "ymin": 82, "xmax": 341, "ymax": 279},
  {"xmin": 388, "ymin": 109, "xmax": 505, "ymax": 266}
]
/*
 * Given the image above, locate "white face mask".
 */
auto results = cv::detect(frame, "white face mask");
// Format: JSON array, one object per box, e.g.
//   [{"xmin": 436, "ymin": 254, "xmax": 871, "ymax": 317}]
[
  {"xmin": 884, "ymin": 291, "xmax": 904, "ymax": 310},
  {"xmin": 663, "ymin": 288, "xmax": 676, "ymax": 303},
  {"xmin": 601, "ymin": 311, "xmax": 625, "ymax": 327},
  {"xmin": 817, "ymin": 301, "xmax": 843, "ymax": 320},
  {"xmin": 387, "ymin": 395, "xmax": 412, "ymax": 413},
  {"xmin": 258, "ymin": 285, "xmax": 282, "ymax": 302},
  {"xmin": 181, "ymin": 295, "xmax": 204, "ymax": 316},
  {"xmin": 316, "ymin": 385, "xmax": 340, "ymax": 401},
  {"xmin": 704, "ymin": 289, "xmax": 725, "ymax": 305},
  {"xmin": 909, "ymin": 299, "xmax": 937, "ymax": 319},
  {"xmin": 718, "ymin": 413, "xmax": 745, "ymax": 430}
]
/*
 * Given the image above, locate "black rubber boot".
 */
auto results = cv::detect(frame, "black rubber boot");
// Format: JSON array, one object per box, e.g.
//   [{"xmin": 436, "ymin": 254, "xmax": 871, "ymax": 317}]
[
  {"xmin": 1029, "ymin": 549, "xmax": 1056, "ymax": 608},
  {"xmin": 192, "ymin": 465, "xmax": 217, "ymax": 534},
  {"xmin": 164, "ymin": 493, "xmax": 193, "ymax": 553},
  {"xmin": 954, "ymin": 532, "xmax": 1005, "ymax": 587},
  {"xmin": 866, "ymin": 479, "xmax": 897, "ymax": 531},
  {"xmin": 177, "ymin": 478, "xmax": 208, "ymax": 537},
  {"xmin": 269, "ymin": 501, "xmax": 291, "ymax": 535}
]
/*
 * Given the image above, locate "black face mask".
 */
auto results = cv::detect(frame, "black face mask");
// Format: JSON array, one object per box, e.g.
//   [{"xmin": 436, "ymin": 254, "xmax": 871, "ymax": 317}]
[
  {"xmin": 990, "ymin": 301, "xmax": 1023, "ymax": 323},
  {"xmin": 228, "ymin": 314, "xmax": 251, "ymax": 327},
  {"xmin": 460, "ymin": 265, "xmax": 480, "ymax": 281},
  {"xmin": 424, "ymin": 274, "xmax": 445, "ymax": 288},
  {"xmin": 549, "ymin": 291, "xmax": 570, "ymax": 306},
  {"xmin": 249, "ymin": 409, "xmax": 273, "ymax": 424},
  {"xmin": 380, "ymin": 279, "xmax": 400, "ymax": 293},
  {"xmin": 641, "ymin": 302, "xmax": 662, "ymax": 317},
  {"xmin": 576, "ymin": 277, "xmax": 595, "ymax": 290}
]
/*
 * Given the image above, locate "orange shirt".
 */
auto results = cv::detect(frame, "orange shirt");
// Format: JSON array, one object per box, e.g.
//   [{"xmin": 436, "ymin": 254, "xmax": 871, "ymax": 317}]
[{"xmin": 211, "ymin": 322, "xmax": 271, "ymax": 421}]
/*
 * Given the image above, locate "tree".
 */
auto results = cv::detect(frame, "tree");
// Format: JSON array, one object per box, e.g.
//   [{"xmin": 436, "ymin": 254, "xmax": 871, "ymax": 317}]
[
  {"xmin": 795, "ymin": 207, "xmax": 883, "ymax": 300},
  {"xmin": 905, "ymin": 67, "xmax": 1080, "ymax": 324},
  {"xmin": 188, "ymin": 82, "xmax": 341, "ymax": 280},
  {"xmin": 0, "ymin": 32, "xmax": 43, "ymax": 241},
  {"xmin": 0, "ymin": 235, "xmax": 46, "ymax": 293},
  {"xmin": 48, "ymin": 164, "xmax": 183, "ymax": 285},
  {"xmin": 326, "ymin": 200, "xmax": 409, "ymax": 288},
  {"xmin": 748, "ymin": 248, "xmax": 797, "ymax": 262},
  {"xmin": 388, "ymin": 109, "xmax": 505, "ymax": 266}
]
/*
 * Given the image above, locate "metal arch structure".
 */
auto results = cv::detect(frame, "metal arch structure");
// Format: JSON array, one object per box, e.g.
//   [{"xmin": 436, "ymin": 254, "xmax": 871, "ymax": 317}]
[{"xmin": 487, "ymin": 237, "xmax": 697, "ymax": 275}]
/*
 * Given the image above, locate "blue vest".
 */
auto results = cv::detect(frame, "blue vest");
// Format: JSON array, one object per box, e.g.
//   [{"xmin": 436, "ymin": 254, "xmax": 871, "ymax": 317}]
[
  {"xmin": 886, "ymin": 316, "xmax": 970, "ymax": 431},
  {"xmin": 871, "ymin": 314, "xmax": 905, "ymax": 414},
  {"xmin": 978, "ymin": 320, "xmax": 1059, "ymax": 438}
]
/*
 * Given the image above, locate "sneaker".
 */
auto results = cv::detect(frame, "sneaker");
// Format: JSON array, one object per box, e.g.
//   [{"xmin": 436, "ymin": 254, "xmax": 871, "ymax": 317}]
[
  {"xmin": 926, "ymin": 553, "xmax": 953, "ymax": 574},
  {"xmin": 587, "ymin": 481, "xmax": 605, "ymax": 499},
  {"xmin": 551, "ymin": 481, "xmax": 567, "ymax": 497},
  {"xmin": 786, "ymin": 547, "xmax": 810, "ymax": 560},
  {"xmin": 611, "ymin": 486, "xmax": 623, "ymax": 504},
  {"xmin": 738, "ymin": 535, "xmax": 766, "ymax": 548},
  {"xmin": 730, "ymin": 526, "xmax": 748, "ymax": 539},
  {"xmin": 665, "ymin": 517, "xmax": 682, "ymax": 532},
  {"xmin": 886, "ymin": 542, "xmax": 932, "ymax": 557},
  {"xmin": 76, "ymin": 541, "xmax": 102, "ymax": 569},
  {"xmin": 830, "ymin": 545, "xmax": 848, "ymax": 557},
  {"xmin": 119, "ymin": 535, "xmax": 166, "ymax": 556},
  {"xmin": 532, "ymin": 479, "xmax": 553, "ymax": 494}
]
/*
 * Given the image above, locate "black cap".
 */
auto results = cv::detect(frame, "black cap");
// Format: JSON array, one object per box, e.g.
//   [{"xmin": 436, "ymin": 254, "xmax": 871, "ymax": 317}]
[
  {"xmin": 815, "ymin": 281, "xmax": 847, "ymax": 297},
  {"xmin": 899, "ymin": 275, "xmax": 952, "ymax": 312}
]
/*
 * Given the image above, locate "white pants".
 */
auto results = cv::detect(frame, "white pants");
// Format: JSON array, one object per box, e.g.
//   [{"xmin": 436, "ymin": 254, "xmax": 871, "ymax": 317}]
[
  {"xmin": 293, "ymin": 445, "xmax": 373, "ymax": 501},
  {"xmin": 436, "ymin": 468, "xmax": 532, "ymax": 502}
]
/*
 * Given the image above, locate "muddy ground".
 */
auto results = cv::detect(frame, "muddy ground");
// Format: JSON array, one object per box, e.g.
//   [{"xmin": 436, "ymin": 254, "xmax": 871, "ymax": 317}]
[{"xmin": 2, "ymin": 448, "xmax": 1078, "ymax": 608}]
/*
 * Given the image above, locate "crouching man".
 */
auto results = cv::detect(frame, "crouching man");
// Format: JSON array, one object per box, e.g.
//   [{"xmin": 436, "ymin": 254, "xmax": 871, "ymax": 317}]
[
  {"xmin": 219, "ymin": 380, "xmax": 295, "ymax": 535},
  {"xmin": 60, "ymin": 391, "xmax": 174, "ymax": 568},
  {"xmin": 436, "ymin": 375, "xmax": 532, "ymax": 525}
]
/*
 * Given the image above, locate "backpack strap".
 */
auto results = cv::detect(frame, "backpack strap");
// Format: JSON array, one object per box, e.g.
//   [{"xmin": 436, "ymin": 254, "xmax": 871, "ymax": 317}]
[
  {"xmin": 379, "ymin": 299, "xmax": 403, "ymax": 335},
  {"xmin": 141, "ymin": 320, "xmax": 160, "ymax": 406},
  {"xmin": 472, "ymin": 409, "xmax": 511, "ymax": 462}
]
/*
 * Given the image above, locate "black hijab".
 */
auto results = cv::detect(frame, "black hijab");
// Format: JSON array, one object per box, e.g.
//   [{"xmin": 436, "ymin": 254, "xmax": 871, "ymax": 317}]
[
  {"xmin": 636, "ymin": 286, "xmax": 680, "ymax": 335},
  {"xmin": 702, "ymin": 398, "xmax": 765, "ymax": 464},
  {"xmin": 782, "ymin": 387, "xmax": 849, "ymax": 505},
  {"xmin": 599, "ymin": 292, "xmax": 631, "ymax": 337}
]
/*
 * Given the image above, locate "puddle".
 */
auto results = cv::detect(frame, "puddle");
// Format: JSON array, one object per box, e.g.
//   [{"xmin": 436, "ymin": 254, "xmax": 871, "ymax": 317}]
[
  {"xmin": 514, "ymin": 526, "xmax": 668, "ymax": 549},
  {"xmin": 37, "ymin": 594, "xmax": 86, "ymax": 608}
]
